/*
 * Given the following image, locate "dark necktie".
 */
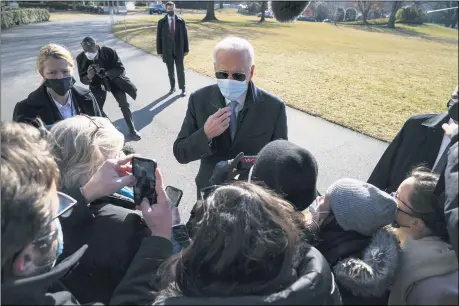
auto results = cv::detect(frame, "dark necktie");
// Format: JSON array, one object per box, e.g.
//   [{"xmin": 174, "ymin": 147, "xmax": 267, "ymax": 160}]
[
  {"xmin": 229, "ymin": 101, "xmax": 238, "ymax": 140},
  {"xmin": 170, "ymin": 18, "xmax": 174, "ymax": 39},
  {"xmin": 432, "ymin": 141, "xmax": 452, "ymax": 174}
]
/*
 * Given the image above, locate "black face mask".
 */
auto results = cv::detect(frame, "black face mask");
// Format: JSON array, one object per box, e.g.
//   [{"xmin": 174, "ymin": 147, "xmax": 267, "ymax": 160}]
[
  {"xmin": 43, "ymin": 77, "xmax": 76, "ymax": 96},
  {"xmin": 167, "ymin": 11, "xmax": 174, "ymax": 17}
]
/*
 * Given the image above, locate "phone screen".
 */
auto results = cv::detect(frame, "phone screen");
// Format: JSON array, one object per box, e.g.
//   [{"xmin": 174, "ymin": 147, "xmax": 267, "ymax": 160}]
[
  {"xmin": 166, "ymin": 186, "xmax": 183, "ymax": 207},
  {"xmin": 132, "ymin": 157, "xmax": 157, "ymax": 205}
]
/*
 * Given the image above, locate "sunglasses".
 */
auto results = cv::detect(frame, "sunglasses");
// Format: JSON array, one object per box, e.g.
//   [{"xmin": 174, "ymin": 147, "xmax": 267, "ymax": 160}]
[
  {"xmin": 215, "ymin": 71, "xmax": 247, "ymax": 82},
  {"xmin": 13, "ymin": 192, "xmax": 76, "ymax": 267}
]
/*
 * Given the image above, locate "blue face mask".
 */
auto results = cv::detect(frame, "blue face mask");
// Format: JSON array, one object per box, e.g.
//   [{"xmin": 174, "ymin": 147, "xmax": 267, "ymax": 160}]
[{"xmin": 217, "ymin": 79, "xmax": 248, "ymax": 101}]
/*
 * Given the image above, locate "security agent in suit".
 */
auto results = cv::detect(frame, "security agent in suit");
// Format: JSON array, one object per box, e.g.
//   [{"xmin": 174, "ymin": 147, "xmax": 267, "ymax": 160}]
[
  {"xmin": 156, "ymin": 1, "xmax": 189, "ymax": 96},
  {"xmin": 76, "ymin": 37, "xmax": 141, "ymax": 140},
  {"xmin": 368, "ymin": 85, "xmax": 459, "ymax": 194},
  {"xmin": 173, "ymin": 37, "xmax": 288, "ymax": 198}
]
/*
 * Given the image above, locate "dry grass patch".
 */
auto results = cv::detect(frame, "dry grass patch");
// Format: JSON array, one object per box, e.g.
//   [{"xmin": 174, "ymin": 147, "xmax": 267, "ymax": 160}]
[{"xmin": 113, "ymin": 12, "xmax": 458, "ymax": 141}]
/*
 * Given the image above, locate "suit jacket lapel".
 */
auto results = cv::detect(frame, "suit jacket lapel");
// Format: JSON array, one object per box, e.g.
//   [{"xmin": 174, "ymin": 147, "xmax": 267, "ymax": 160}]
[
  {"xmin": 422, "ymin": 112, "xmax": 450, "ymax": 167},
  {"xmin": 210, "ymin": 86, "xmax": 232, "ymax": 148},
  {"xmin": 231, "ymin": 82, "xmax": 257, "ymax": 148}
]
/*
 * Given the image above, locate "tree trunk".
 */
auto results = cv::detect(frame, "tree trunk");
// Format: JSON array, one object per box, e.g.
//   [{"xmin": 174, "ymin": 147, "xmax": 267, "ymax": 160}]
[
  {"xmin": 72, "ymin": 1, "xmax": 77, "ymax": 10},
  {"xmin": 220, "ymin": 2, "xmax": 223, "ymax": 9},
  {"xmin": 259, "ymin": 1, "xmax": 267, "ymax": 23},
  {"xmin": 388, "ymin": 1, "xmax": 402, "ymax": 29},
  {"xmin": 202, "ymin": 1, "xmax": 218, "ymax": 21}
]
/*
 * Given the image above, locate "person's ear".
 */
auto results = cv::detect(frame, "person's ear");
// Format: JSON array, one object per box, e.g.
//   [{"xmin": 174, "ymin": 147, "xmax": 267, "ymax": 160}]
[
  {"xmin": 249, "ymin": 65, "xmax": 255, "ymax": 81},
  {"xmin": 411, "ymin": 218, "xmax": 425, "ymax": 234},
  {"xmin": 12, "ymin": 245, "xmax": 34, "ymax": 276}
]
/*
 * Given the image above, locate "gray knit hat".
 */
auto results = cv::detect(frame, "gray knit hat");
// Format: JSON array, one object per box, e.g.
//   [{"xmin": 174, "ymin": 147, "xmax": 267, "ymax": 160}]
[{"xmin": 327, "ymin": 178, "xmax": 397, "ymax": 236}]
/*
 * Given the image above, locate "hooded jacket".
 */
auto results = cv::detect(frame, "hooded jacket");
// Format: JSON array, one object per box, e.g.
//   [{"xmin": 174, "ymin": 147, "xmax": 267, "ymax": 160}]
[
  {"xmin": 150, "ymin": 243, "xmax": 341, "ymax": 305},
  {"xmin": 316, "ymin": 218, "xmax": 400, "ymax": 305}
]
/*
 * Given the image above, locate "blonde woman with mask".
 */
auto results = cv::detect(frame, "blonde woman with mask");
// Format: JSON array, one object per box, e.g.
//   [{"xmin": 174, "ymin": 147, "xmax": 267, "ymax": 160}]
[{"xmin": 13, "ymin": 43, "xmax": 101, "ymax": 127}]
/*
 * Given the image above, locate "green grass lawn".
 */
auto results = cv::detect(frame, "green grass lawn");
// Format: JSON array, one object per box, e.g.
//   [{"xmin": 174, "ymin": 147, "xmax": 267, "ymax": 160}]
[{"xmin": 113, "ymin": 12, "xmax": 458, "ymax": 142}]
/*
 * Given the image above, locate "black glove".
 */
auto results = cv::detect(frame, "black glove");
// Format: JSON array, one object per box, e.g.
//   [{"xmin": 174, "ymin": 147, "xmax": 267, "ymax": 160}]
[
  {"xmin": 87, "ymin": 65, "xmax": 97, "ymax": 80},
  {"xmin": 209, "ymin": 152, "xmax": 244, "ymax": 185}
]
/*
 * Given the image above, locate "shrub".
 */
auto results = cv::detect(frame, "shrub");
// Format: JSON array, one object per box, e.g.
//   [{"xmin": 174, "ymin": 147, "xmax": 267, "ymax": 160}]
[
  {"xmin": 135, "ymin": 2, "xmax": 147, "ymax": 7},
  {"xmin": 335, "ymin": 7, "xmax": 345, "ymax": 22},
  {"xmin": 396, "ymin": 5, "xmax": 426, "ymax": 24},
  {"xmin": 345, "ymin": 8, "xmax": 357, "ymax": 22},
  {"xmin": 1, "ymin": 8, "xmax": 50, "ymax": 29}
]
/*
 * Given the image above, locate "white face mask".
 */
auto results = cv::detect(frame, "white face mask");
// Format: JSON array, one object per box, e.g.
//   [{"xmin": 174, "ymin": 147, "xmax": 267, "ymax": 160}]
[
  {"xmin": 217, "ymin": 79, "xmax": 248, "ymax": 101},
  {"xmin": 85, "ymin": 51, "xmax": 97, "ymax": 60}
]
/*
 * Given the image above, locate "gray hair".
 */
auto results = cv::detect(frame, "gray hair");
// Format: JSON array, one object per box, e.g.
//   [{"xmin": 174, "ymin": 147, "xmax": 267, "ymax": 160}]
[
  {"xmin": 212, "ymin": 36, "xmax": 255, "ymax": 70},
  {"xmin": 50, "ymin": 116, "xmax": 124, "ymax": 190}
]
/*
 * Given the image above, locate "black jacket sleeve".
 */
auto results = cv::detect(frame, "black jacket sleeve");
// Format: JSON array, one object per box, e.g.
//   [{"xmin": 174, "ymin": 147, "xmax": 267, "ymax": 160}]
[
  {"xmin": 367, "ymin": 124, "xmax": 405, "ymax": 190},
  {"xmin": 173, "ymin": 93, "xmax": 214, "ymax": 164},
  {"xmin": 183, "ymin": 20, "xmax": 189, "ymax": 54},
  {"xmin": 109, "ymin": 236, "xmax": 172, "ymax": 305},
  {"xmin": 156, "ymin": 20, "xmax": 163, "ymax": 55},
  {"xmin": 271, "ymin": 102, "xmax": 288, "ymax": 141},
  {"xmin": 444, "ymin": 129, "xmax": 458, "ymax": 259},
  {"xmin": 13, "ymin": 101, "xmax": 26, "ymax": 123},
  {"xmin": 76, "ymin": 53, "xmax": 90, "ymax": 86},
  {"xmin": 105, "ymin": 48, "xmax": 125, "ymax": 79}
]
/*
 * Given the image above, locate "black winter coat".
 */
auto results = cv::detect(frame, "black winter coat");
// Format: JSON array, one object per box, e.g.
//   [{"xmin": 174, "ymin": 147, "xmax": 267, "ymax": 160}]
[
  {"xmin": 368, "ymin": 112, "xmax": 450, "ymax": 194},
  {"xmin": 76, "ymin": 46, "xmax": 137, "ymax": 100},
  {"xmin": 316, "ymin": 217, "xmax": 400, "ymax": 305},
  {"xmin": 156, "ymin": 15, "xmax": 189, "ymax": 62},
  {"xmin": 58, "ymin": 191, "xmax": 151, "ymax": 304},
  {"xmin": 13, "ymin": 85, "xmax": 102, "ymax": 126}
]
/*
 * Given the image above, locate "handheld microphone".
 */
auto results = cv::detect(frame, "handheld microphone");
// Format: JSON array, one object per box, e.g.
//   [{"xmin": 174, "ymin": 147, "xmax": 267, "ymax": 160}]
[{"xmin": 271, "ymin": 1, "xmax": 310, "ymax": 22}]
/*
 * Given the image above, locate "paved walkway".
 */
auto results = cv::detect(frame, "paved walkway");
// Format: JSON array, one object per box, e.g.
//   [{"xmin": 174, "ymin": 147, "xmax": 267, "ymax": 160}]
[{"xmin": 1, "ymin": 18, "xmax": 388, "ymax": 218}]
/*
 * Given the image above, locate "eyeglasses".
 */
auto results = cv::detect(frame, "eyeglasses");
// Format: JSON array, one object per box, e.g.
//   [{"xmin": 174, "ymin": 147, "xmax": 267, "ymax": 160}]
[
  {"xmin": 80, "ymin": 114, "xmax": 102, "ymax": 141},
  {"xmin": 215, "ymin": 71, "xmax": 247, "ymax": 82},
  {"xmin": 391, "ymin": 191, "xmax": 422, "ymax": 218},
  {"xmin": 12, "ymin": 192, "xmax": 76, "ymax": 271}
]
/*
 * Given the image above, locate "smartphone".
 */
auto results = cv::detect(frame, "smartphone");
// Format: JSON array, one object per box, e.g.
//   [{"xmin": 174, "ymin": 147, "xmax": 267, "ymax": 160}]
[
  {"xmin": 236, "ymin": 156, "xmax": 257, "ymax": 170},
  {"xmin": 200, "ymin": 185, "xmax": 219, "ymax": 201},
  {"xmin": 172, "ymin": 224, "xmax": 191, "ymax": 248},
  {"xmin": 165, "ymin": 186, "xmax": 183, "ymax": 207},
  {"xmin": 132, "ymin": 157, "xmax": 157, "ymax": 205}
]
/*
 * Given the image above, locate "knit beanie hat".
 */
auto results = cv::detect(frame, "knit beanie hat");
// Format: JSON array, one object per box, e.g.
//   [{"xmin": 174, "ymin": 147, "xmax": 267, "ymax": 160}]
[
  {"xmin": 327, "ymin": 178, "xmax": 396, "ymax": 236},
  {"xmin": 251, "ymin": 140, "xmax": 318, "ymax": 211}
]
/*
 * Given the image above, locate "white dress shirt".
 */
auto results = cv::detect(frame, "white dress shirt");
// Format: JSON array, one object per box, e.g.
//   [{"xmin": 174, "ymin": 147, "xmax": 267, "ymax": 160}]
[
  {"xmin": 52, "ymin": 93, "xmax": 76, "ymax": 119},
  {"xmin": 433, "ymin": 118, "xmax": 454, "ymax": 169},
  {"xmin": 168, "ymin": 15, "xmax": 175, "ymax": 31}
]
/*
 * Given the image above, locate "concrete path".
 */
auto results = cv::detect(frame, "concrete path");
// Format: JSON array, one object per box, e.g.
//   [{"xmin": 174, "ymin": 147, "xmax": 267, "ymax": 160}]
[{"xmin": 1, "ymin": 17, "xmax": 388, "ymax": 219}]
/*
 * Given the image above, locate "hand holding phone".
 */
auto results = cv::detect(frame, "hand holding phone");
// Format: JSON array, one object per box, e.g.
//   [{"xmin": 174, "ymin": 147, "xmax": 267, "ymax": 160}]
[
  {"xmin": 236, "ymin": 156, "xmax": 257, "ymax": 170},
  {"xmin": 132, "ymin": 157, "xmax": 157, "ymax": 205},
  {"xmin": 165, "ymin": 186, "xmax": 183, "ymax": 207}
]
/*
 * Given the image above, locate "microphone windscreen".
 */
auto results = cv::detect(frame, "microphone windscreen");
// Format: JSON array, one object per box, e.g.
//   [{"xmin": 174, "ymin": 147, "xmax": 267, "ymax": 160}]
[{"xmin": 271, "ymin": 1, "xmax": 310, "ymax": 22}]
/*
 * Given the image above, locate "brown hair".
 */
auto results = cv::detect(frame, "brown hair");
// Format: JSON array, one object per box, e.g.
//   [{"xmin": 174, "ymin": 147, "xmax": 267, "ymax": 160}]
[
  {"xmin": 36, "ymin": 43, "xmax": 74, "ymax": 75},
  {"xmin": 1, "ymin": 121, "xmax": 59, "ymax": 281},
  {"xmin": 159, "ymin": 182, "xmax": 305, "ymax": 297}
]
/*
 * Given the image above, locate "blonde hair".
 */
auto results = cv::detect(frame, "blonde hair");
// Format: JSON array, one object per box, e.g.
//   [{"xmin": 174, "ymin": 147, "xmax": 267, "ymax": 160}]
[
  {"xmin": 50, "ymin": 116, "xmax": 124, "ymax": 190},
  {"xmin": 36, "ymin": 43, "xmax": 74, "ymax": 75}
]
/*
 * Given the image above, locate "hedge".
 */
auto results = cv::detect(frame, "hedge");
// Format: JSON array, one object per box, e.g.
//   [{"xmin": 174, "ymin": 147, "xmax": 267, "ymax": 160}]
[
  {"xmin": 1, "ymin": 8, "xmax": 50, "ymax": 29},
  {"xmin": 396, "ymin": 5, "xmax": 426, "ymax": 24}
]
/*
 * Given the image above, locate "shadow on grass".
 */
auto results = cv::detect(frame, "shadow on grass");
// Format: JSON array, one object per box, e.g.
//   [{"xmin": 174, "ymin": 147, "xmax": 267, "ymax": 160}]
[{"xmin": 339, "ymin": 23, "xmax": 457, "ymax": 44}]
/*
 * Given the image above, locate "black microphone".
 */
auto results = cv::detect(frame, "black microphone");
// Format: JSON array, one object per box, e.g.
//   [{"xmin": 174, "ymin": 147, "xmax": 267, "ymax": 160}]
[{"xmin": 271, "ymin": 1, "xmax": 310, "ymax": 22}]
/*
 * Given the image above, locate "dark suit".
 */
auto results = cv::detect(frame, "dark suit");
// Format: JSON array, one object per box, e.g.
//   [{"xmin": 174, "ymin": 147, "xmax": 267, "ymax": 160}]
[
  {"xmin": 76, "ymin": 46, "xmax": 138, "ymax": 133},
  {"xmin": 368, "ymin": 112, "xmax": 450, "ymax": 193},
  {"xmin": 13, "ymin": 85, "xmax": 101, "ymax": 126},
  {"xmin": 156, "ymin": 15, "xmax": 189, "ymax": 90},
  {"xmin": 173, "ymin": 82, "xmax": 288, "ymax": 197}
]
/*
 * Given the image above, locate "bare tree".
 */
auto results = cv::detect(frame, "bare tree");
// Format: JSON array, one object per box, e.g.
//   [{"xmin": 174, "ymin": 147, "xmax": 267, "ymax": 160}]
[
  {"xmin": 259, "ymin": 1, "xmax": 267, "ymax": 23},
  {"xmin": 203, "ymin": 1, "xmax": 218, "ymax": 21},
  {"xmin": 357, "ymin": 0, "xmax": 375, "ymax": 24},
  {"xmin": 388, "ymin": 1, "xmax": 403, "ymax": 28}
]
